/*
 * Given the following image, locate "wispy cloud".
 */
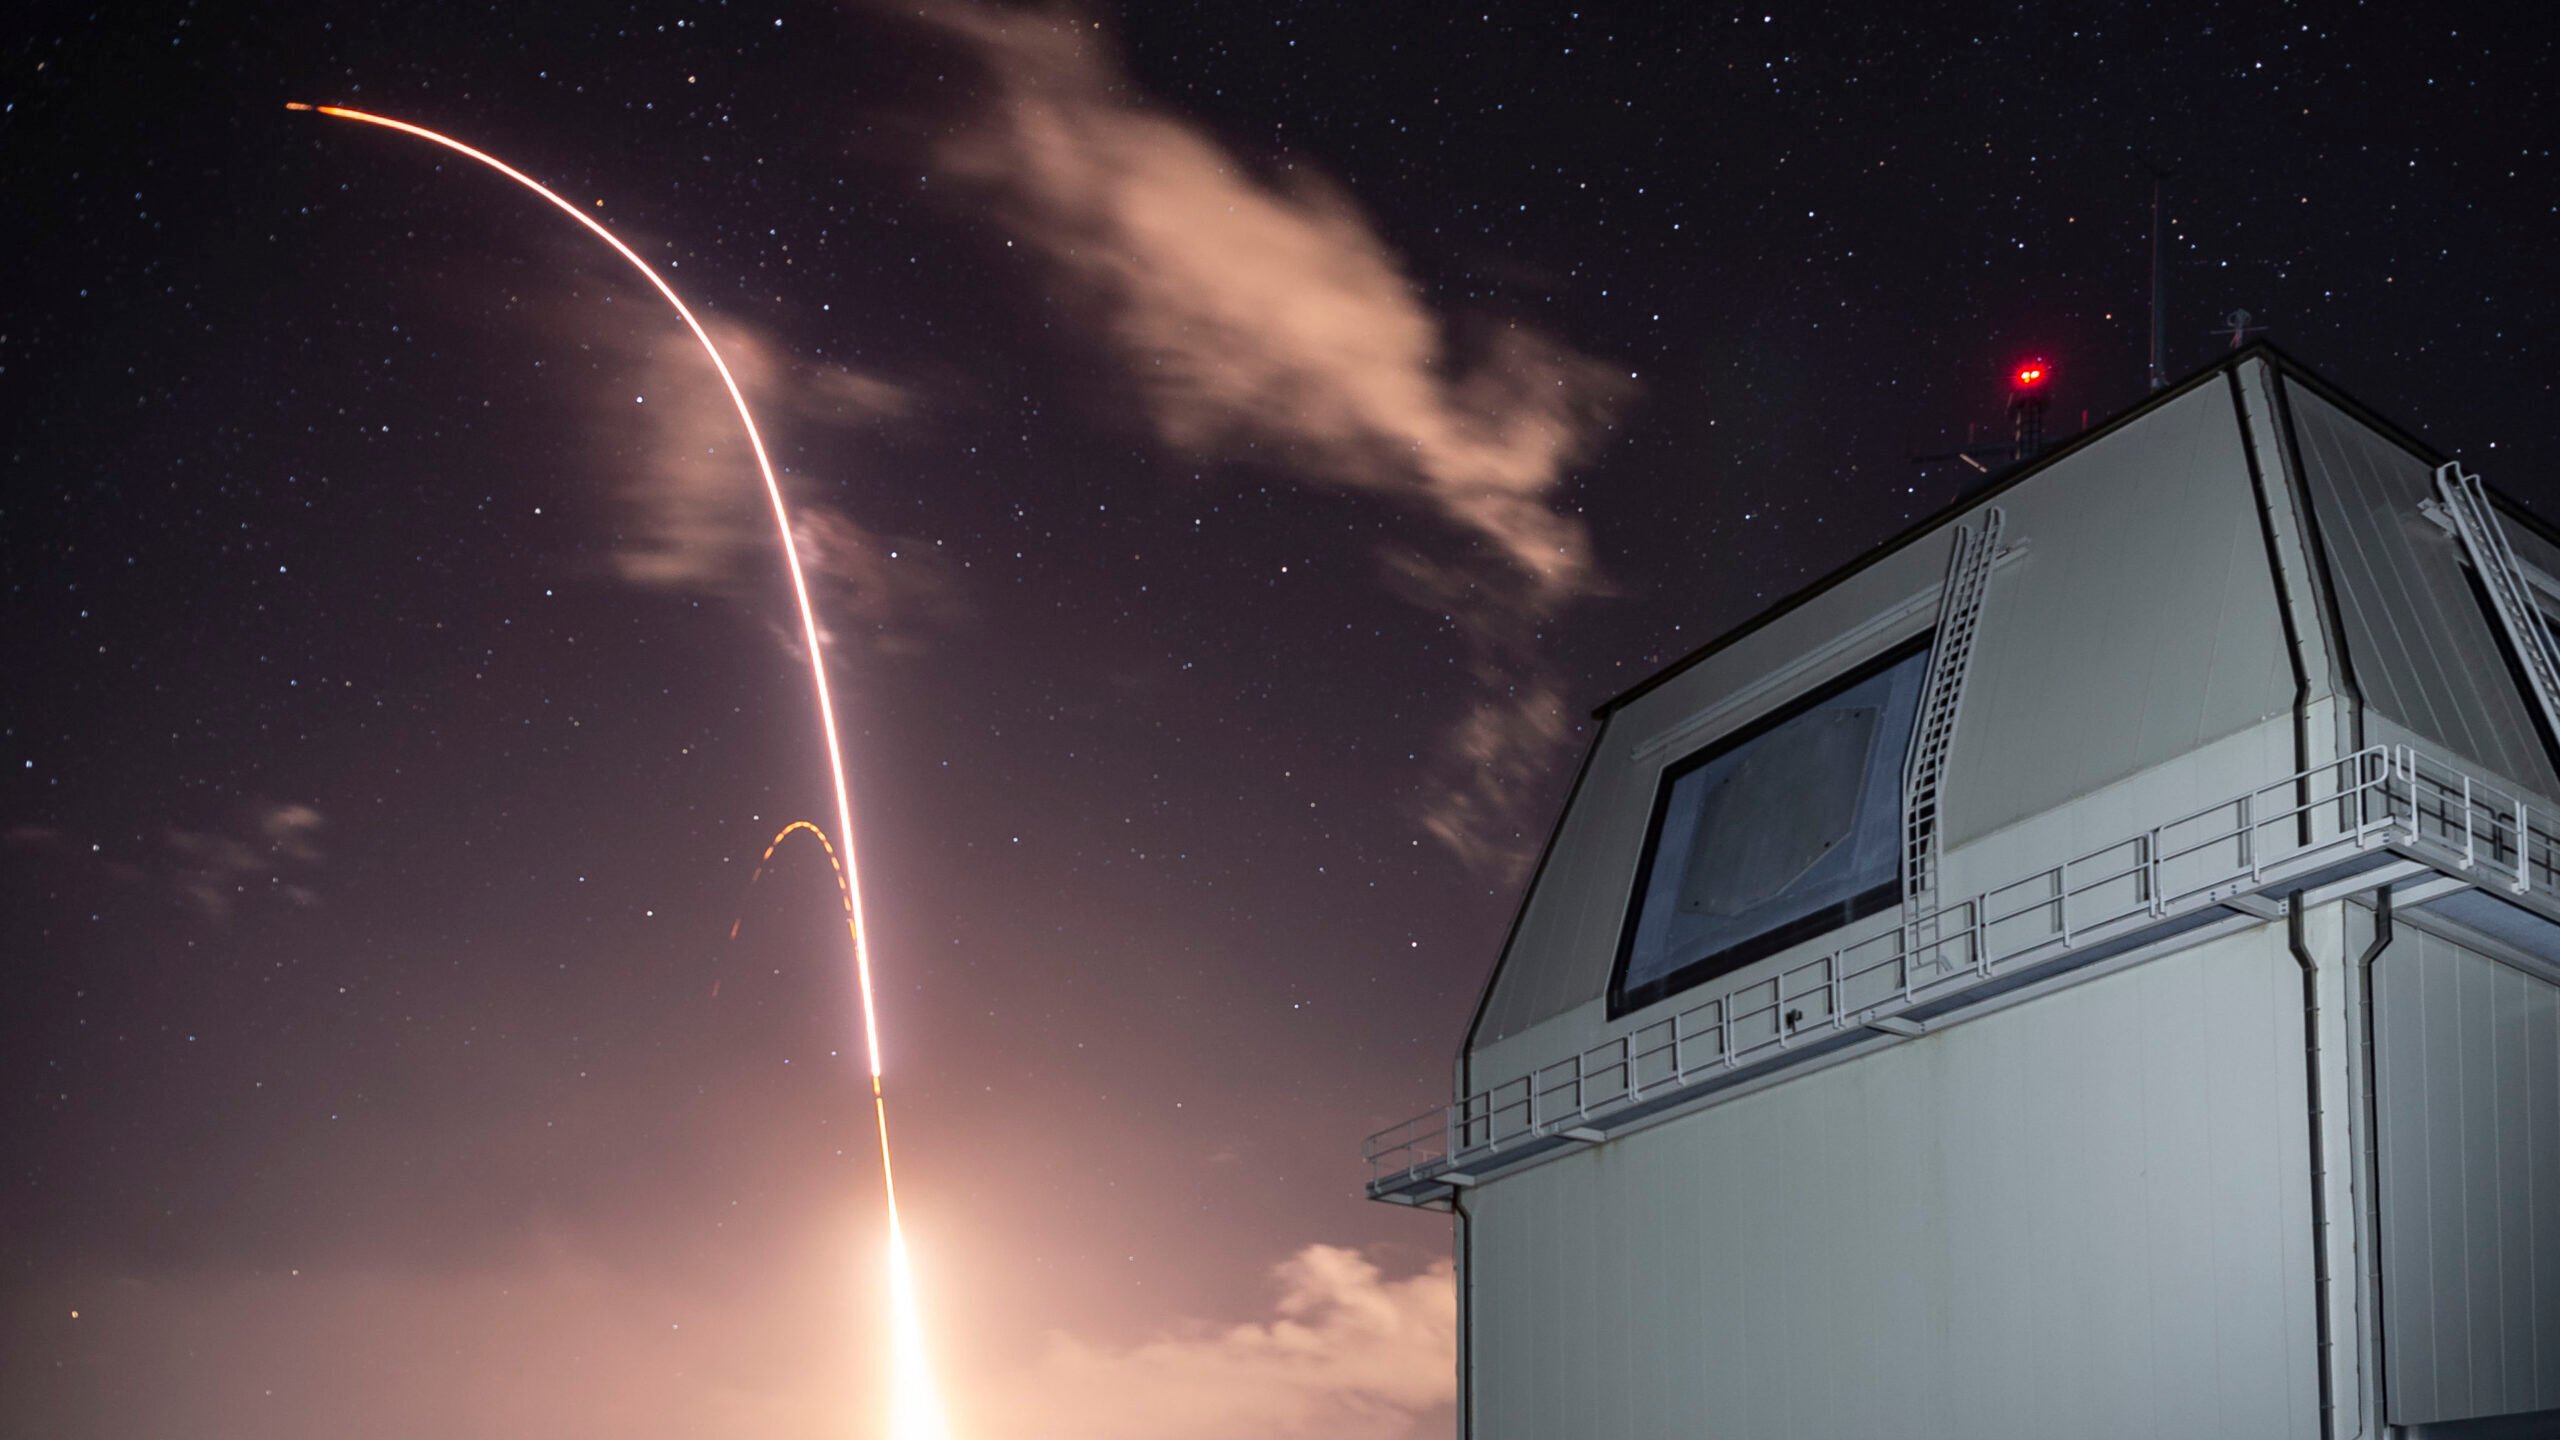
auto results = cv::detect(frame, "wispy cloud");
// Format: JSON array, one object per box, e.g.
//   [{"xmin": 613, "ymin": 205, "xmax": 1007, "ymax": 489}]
[
  {"xmin": 164, "ymin": 801, "xmax": 325, "ymax": 920},
  {"xmin": 970, "ymin": 1244, "xmax": 1454, "ymax": 1440},
  {"xmin": 932, "ymin": 9, "xmax": 1626, "ymax": 603},
  {"xmin": 931, "ymin": 7, "xmax": 1622, "ymax": 870},
  {"xmin": 1420, "ymin": 684, "xmax": 1573, "ymax": 875},
  {"xmin": 606, "ymin": 319, "xmax": 962, "ymax": 656},
  {"xmin": 1374, "ymin": 548, "xmax": 1589, "ymax": 876}
]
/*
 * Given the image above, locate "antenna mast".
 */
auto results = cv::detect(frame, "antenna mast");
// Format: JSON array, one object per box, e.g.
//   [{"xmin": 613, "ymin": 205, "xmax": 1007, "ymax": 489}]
[{"xmin": 2148, "ymin": 171, "xmax": 2169, "ymax": 391}]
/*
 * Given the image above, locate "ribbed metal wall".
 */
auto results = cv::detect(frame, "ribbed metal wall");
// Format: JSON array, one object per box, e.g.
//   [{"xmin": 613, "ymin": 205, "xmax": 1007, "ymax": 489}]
[
  {"xmin": 2367, "ymin": 911, "xmax": 2560, "ymax": 1423},
  {"xmin": 1467, "ymin": 925, "xmax": 2320, "ymax": 1440},
  {"xmin": 2280, "ymin": 381, "xmax": 2560, "ymax": 799}
]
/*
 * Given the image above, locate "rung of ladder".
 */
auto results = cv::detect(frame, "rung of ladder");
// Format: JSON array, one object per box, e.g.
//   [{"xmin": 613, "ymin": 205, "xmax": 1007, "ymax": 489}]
[
  {"xmin": 2438, "ymin": 464, "xmax": 2560, "ymax": 755},
  {"xmin": 1903, "ymin": 507, "xmax": 2005, "ymax": 913}
]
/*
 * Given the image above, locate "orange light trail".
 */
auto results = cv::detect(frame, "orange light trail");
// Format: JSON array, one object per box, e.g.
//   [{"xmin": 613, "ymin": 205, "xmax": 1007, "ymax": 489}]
[
  {"xmin": 294, "ymin": 103, "xmax": 946, "ymax": 1439},
  {"xmin": 732, "ymin": 820, "xmax": 845, "ymax": 941}
]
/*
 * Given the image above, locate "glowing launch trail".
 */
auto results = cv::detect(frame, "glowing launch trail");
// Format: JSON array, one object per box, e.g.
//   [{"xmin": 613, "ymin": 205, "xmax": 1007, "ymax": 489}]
[{"xmin": 291, "ymin": 103, "xmax": 949, "ymax": 1439}]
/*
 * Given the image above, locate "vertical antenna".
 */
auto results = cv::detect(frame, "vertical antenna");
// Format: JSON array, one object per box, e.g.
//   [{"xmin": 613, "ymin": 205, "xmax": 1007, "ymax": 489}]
[
  {"xmin": 2008, "ymin": 359, "xmax": 2050, "ymax": 461},
  {"xmin": 2148, "ymin": 171, "xmax": 2169, "ymax": 391}
]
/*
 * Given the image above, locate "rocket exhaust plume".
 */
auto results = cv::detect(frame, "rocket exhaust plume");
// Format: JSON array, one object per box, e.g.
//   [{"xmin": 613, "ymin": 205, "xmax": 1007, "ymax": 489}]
[{"xmin": 293, "ymin": 104, "xmax": 949, "ymax": 1439}]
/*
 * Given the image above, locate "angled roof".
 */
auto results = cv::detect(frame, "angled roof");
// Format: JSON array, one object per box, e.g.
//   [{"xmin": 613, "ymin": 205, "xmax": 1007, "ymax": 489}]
[{"xmin": 1594, "ymin": 342, "xmax": 2445, "ymax": 720}]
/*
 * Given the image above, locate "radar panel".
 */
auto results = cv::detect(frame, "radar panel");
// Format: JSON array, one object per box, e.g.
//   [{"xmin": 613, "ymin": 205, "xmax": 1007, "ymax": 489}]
[{"xmin": 1612, "ymin": 635, "xmax": 1931, "ymax": 1017}]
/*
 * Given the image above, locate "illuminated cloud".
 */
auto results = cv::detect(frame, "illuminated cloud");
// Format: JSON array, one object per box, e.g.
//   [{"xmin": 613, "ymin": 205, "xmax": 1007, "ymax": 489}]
[
  {"xmin": 165, "ymin": 801, "xmax": 324, "ymax": 920},
  {"xmin": 1419, "ymin": 685, "xmax": 1573, "ymax": 879},
  {"xmin": 606, "ymin": 319, "xmax": 960, "ymax": 655},
  {"xmin": 931, "ymin": 7, "xmax": 1623, "ymax": 871},
  {"xmin": 971, "ymin": 1244, "xmax": 1455, "ymax": 1440},
  {"xmin": 1378, "ymin": 552, "xmax": 1587, "ymax": 875},
  {"xmin": 930, "ymin": 6, "xmax": 1628, "ymax": 604},
  {"xmin": 790, "ymin": 506, "xmax": 968, "ymax": 660}
]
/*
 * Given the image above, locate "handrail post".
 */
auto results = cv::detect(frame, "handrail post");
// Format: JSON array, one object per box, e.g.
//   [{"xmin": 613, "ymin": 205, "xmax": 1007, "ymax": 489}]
[
  {"xmin": 2355, "ymin": 743, "xmax": 2375, "ymax": 835},
  {"xmin": 2401, "ymin": 749, "xmax": 2419, "ymax": 842},
  {"xmin": 2372, "ymin": 748, "xmax": 2392, "ymax": 838},
  {"xmin": 2348, "ymin": 751, "xmax": 2367, "ymax": 840},
  {"xmin": 2516, "ymin": 800, "xmax": 2533, "ymax": 895},
  {"xmin": 2240, "ymin": 792, "xmax": 2258, "ymax": 882},
  {"xmin": 2060, "ymin": 859, "xmax": 2075, "ymax": 945}
]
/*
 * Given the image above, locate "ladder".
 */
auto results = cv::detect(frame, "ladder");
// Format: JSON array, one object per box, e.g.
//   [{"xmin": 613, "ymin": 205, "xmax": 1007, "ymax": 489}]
[
  {"xmin": 2436, "ymin": 463, "xmax": 2560, "ymax": 754},
  {"xmin": 1903, "ymin": 507, "xmax": 2005, "ymax": 919}
]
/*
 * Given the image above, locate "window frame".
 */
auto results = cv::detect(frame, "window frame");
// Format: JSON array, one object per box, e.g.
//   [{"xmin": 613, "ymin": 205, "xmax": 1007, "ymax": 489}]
[{"xmin": 1606, "ymin": 631, "xmax": 1933, "ymax": 1020}]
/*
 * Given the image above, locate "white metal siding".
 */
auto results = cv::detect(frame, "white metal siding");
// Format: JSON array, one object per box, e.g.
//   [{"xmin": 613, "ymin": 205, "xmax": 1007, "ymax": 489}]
[
  {"xmin": 1940, "ymin": 371, "xmax": 2296, "ymax": 846},
  {"xmin": 1469, "ymin": 733, "xmax": 1670, "ymax": 1047},
  {"xmin": 1471, "ymin": 550, "xmax": 1955, "ymax": 1045},
  {"xmin": 2368, "ymin": 915, "xmax": 2560, "ymax": 1423},
  {"xmin": 1936, "ymin": 720, "xmax": 2296, "ymax": 912},
  {"xmin": 1466, "ymin": 925, "xmax": 2319, "ymax": 1440},
  {"xmin": 1471, "ymin": 375, "xmax": 2293, "ymax": 1052},
  {"xmin": 2280, "ymin": 382, "xmax": 2560, "ymax": 799}
]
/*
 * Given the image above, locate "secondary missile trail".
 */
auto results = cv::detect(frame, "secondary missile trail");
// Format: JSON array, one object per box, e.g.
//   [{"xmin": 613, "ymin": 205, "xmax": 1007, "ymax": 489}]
[
  {"xmin": 731, "ymin": 820, "xmax": 847, "ymax": 941},
  {"xmin": 290, "ymin": 102, "xmax": 948, "ymax": 1439}
]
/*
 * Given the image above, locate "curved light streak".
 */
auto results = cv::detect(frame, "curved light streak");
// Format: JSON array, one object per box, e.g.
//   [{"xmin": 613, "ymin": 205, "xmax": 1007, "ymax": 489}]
[
  {"xmin": 292, "ymin": 103, "xmax": 946, "ymax": 1439},
  {"xmin": 732, "ymin": 819, "xmax": 847, "ymax": 941}
]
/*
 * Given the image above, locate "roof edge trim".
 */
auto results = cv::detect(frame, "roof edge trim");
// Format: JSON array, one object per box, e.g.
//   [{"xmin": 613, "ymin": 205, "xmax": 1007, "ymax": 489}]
[{"xmin": 1594, "ymin": 343, "xmax": 2430, "ymax": 720}]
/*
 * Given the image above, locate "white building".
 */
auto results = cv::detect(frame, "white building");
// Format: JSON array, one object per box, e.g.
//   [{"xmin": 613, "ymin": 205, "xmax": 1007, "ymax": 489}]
[{"xmin": 1366, "ymin": 347, "xmax": 2560, "ymax": 1439}]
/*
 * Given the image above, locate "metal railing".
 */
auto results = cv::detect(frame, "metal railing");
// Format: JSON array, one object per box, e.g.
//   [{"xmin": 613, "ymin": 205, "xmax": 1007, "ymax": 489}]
[{"xmin": 1364, "ymin": 744, "xmax": 2559, "ymax": 1192}]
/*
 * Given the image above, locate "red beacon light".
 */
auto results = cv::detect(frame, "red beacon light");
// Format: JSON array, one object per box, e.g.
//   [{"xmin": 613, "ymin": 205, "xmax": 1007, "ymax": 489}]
[{"xmin": 2007, "ymin": 358, "xmax": 2052, "ymax": 459}]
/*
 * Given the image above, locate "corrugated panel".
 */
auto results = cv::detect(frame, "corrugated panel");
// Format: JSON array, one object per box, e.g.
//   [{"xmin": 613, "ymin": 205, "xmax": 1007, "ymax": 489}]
[
  {"xmin": 2281, "ymin": 382, "xmax": 2560, "ymax": 798},
  {"xmin": 2371, "ymin": 915, "xmax": 2560, "ymax": 1423},
  {"xmin": 1466, "ymin": 925, "xmax": 2319, "ymax": 1440},
  {"xmin": 1942, "ymin": 374, "xmax": 2294, "ymax": 845}
]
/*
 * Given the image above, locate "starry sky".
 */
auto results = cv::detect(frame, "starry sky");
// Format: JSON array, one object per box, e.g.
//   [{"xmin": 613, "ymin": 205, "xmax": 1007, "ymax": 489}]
[{"xmin": 6, "ymin": 4, "xmax": 2556, "ymax": 1436}]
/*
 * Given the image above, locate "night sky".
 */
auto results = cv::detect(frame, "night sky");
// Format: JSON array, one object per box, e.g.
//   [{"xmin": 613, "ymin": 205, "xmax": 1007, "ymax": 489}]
[{"xmin": 7, "ymin": 4, "xmax": 2557, "ymax": 1436}]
